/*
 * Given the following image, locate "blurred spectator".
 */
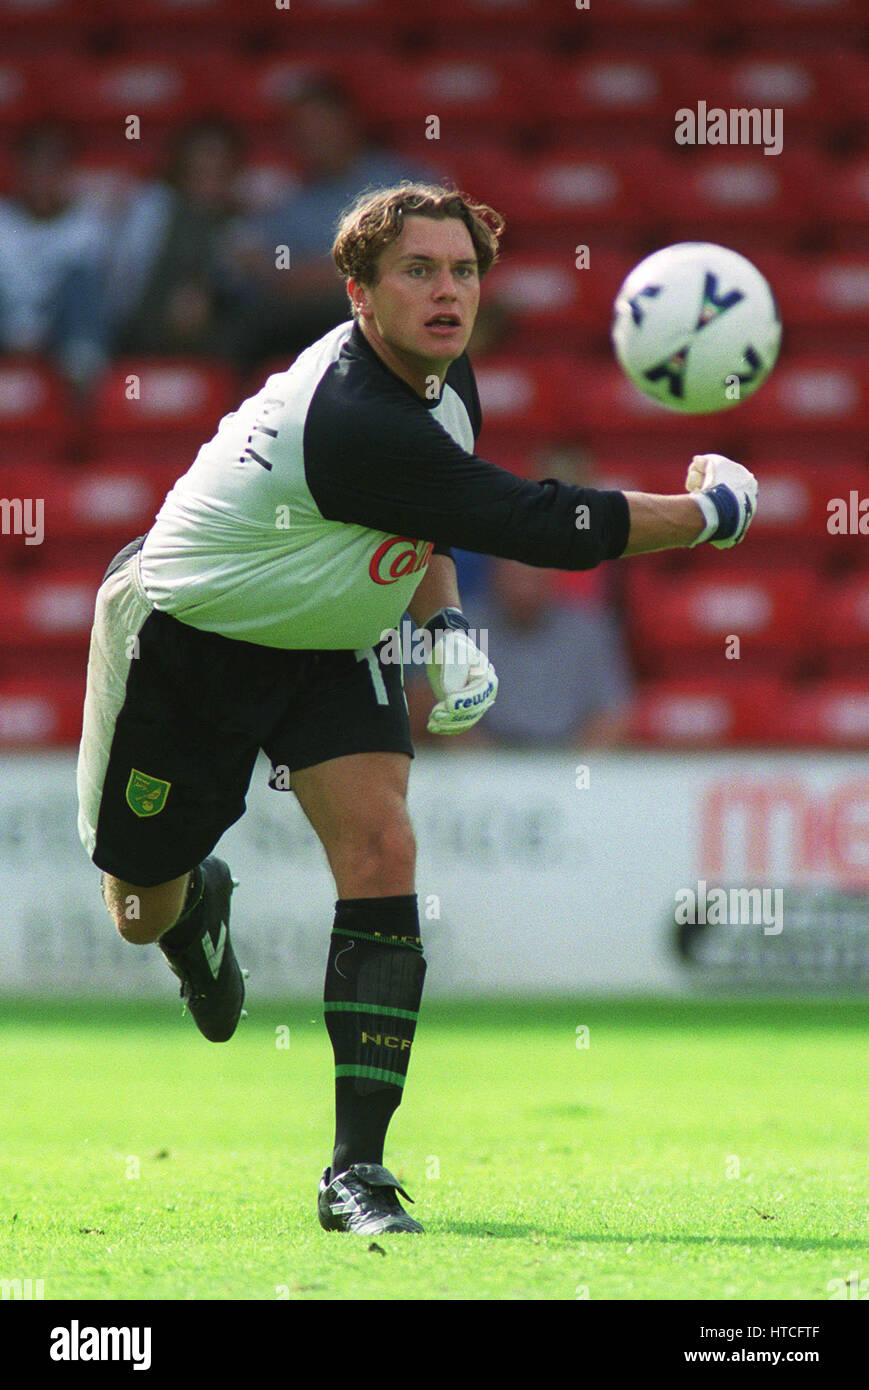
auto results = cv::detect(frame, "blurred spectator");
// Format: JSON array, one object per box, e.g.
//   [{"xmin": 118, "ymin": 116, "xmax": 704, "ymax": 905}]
[
  {"xmin": 408, "ymin": 445, "xmax": 636, "ymax": 749},
  {"xmin": 0, "ymin": 123, "xmax": 111, "ymax": 391},
  {"xmin": 228, "ymin": 77, "xmax": 434, "ymax": 365},
  {"xmin": 408, "ymin": 557, "xmax": 635, "ymax": 749},
  {"xmin": 105, "ymin": 119, "xmax": 249, "ymax": 358}
]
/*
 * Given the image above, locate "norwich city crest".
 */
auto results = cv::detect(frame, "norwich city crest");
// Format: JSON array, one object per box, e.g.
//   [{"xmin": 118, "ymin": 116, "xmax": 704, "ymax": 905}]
[{"xmin": 125, "ymin": 768, "xmax": 171, "ymax": 817}]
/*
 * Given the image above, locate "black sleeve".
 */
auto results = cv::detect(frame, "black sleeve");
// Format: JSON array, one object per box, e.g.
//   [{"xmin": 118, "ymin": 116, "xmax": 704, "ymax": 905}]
[
  {"xmin": 304, "ymin": 371, "xmax": 630, "ymax": 570},
  {"xmin": 425, "ymin": 353, "xmax": 481, "ymax": 564}
]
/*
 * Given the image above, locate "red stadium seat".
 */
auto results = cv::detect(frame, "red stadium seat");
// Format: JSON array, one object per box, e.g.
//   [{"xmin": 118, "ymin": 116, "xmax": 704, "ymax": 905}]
[
  {"xmin": 489, "ymin": 145, "xmax": 670, "ymax": 235},
  {"xmin": 0, "ymin": 676, "xmax": 86, "ymax": 747},
  {"xmin": 786, "ymin": 682, "xmax": 869, "ymax": 748},
  {"xmin": 752, "ymin": 252, "xmax": 869, "ymax": 352},
  {"xmin": 742, "ymin": 436, "xmax": 865, "ymax": 475},
  {"xmin": 90, "ymin": 0, "xmax": 245, "ymax": 39},
  {"xmin": 706, "ymin": 458, "xmax": 866, "ymax": 567},
  {"xmin": 820, "ymin": 158, "xmax": 869, "ymax": 251},
  {"xmin": 0, "ymin": 0, "xmax": 96, "ymax": 34},
  {"xmin": 62, "ymin": 53, "xmax": 232, "ymax": 129},
  {"xmin": 792, "ymin": 259, "xmax": 869, "ymax": 331},
  {"xmin": 546, "ymin": 50, "xmax": 718, "ymax": 135},
  {"xmin": 0, "ymin": 55, "xmax": 98, "ymax": 124},
  {"xmin": 550, "ymin": 50, "xmax": 672, "ymax": 124},
  {"xmin": 574, "ymin": 0, "xmax": 733, "ymax": 36},
  {"xmin": 20, "ymin": 469, "xmax": 167, "ymax": 569},
  {"xmin": 817, "ymin": 577, "xmax": 869, "ymax": 679},
  {"xmin": 2, "ymin": 569, "xmax": 100, "ymax": 644},
  {"xmin": 414, "ymin": 0, "xmax": 556, "ymax": 35},
  {"xmin": 0, "ymin": 579, "xmax": 97, "ymax": 721},
  {"xmin": 697, "ymin": 52, "xmax": 850, "ymax": 137},
  {"xmin": 629, "ymin": 675, "xmax": 789, "ymax": 747},
  {"xmin": 88, "ymin": 438, "xmax": 204, "ymax": 478},
  {"xmin": 484, "ymin": 251, "xmax": 626, "ymax": 350},
  {"xmin": 91, "ymin": 358, "xmax": 237, "ymax": 449},
  {"xmin": 0, "ymin": 465, "xmax": 71, "ymax": 572},
  {"xmin": 358, "ymin": 51, "xmax": 541, "ymax": 134},
  {"xmin": 235, "ymin": 0, "xmax": 407, "ymax": 37},
  {"xmin": 410, "ymin": 138, "xmax": 530, "ymax": 216},
  {"xmin": 473, "ymin": 354, "xmax": 572, "ymax": 442},
  {"xmin": 0, "ymin": 58, "xmax": 43, "ymax": 124},
  {"xmin": 725, "ymin": 356, "xmax": 869, "ymax": 437},
  {"xmin": 657, "ymin": 149, "xmax": 822, "ymax": 242},
  {"xmin": 728, "ymin": 0, "xmax": 865, "ymax": 34},
  {"xmin": 0, "ymin": 357, "xmax": 74, "ymax": 457},
  {"xmin": 625, "ymin": 566, "xmax": 820, "ymax": 678},
  {"xmin": 814, "ymin": 52, "xmax": 869, "ymax": 124}
]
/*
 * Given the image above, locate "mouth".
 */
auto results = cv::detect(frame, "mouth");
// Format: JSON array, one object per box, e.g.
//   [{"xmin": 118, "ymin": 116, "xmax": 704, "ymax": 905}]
[{"xmin": 424, "ymin": 313, "xmax": 462, "ymax": 333}]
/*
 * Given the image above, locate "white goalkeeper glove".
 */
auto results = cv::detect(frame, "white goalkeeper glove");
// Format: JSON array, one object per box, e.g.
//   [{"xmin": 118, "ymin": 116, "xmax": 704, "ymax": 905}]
[
  {"xmin": 685, "ymin": 452, "xmax": 758, "ymax": 549},
  {"xmin": 423, "ymin": 607, "xmax": 498, "ymax": 736}
]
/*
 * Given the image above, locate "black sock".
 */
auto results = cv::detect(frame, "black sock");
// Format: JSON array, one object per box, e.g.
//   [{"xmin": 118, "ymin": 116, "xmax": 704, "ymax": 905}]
[
  {"xmin": 324, "ymin": 895, "xmax": 426, "ymax": 1174},
  {"xmin": 158, "ymin": 865, "xmax": 204, "ymax": 952}
]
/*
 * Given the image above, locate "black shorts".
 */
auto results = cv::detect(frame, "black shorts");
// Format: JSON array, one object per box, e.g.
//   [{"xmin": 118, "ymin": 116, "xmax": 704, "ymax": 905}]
[{"xmin": 76, "ymin": 539, "xmax": 413, "ymax": 886}]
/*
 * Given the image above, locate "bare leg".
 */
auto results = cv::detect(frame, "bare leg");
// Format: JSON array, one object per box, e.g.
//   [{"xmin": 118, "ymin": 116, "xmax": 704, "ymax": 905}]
[
  {"xmin": 101, "ymin": 872, "xmax": 191, "ymax": 945},
  {"xmin": 290, "ymin": 751, "xmax": 415, "ymax": 898}
]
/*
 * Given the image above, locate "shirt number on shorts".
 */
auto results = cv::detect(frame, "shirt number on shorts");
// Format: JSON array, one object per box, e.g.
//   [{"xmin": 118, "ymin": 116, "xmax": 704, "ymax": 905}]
[{"xmin": 355, "ymin": 647, "xmax": 389, "ymax": 706}]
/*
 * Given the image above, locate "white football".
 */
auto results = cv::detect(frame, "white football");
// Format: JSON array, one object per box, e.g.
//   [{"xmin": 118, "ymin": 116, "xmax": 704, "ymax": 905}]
[{"xmin": 611, "ymin": 242, "xmax": 781, "ymax": 414}]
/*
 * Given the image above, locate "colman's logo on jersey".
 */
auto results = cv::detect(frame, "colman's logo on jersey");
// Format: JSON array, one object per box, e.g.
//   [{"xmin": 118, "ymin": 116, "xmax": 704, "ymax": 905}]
[{"xmin": 369, "ymin": 536, "xmax": 434, "ymax": 586}]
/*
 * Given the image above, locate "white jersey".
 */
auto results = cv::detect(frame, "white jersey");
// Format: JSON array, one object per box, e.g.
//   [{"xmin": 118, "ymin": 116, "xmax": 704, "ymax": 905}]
[{"xmin": 139, "ymin": 320, "xmax": 629, "ymax": 649}]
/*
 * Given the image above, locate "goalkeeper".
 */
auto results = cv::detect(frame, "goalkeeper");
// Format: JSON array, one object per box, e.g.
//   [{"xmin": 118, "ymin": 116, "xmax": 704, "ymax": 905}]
[{"xmin": 76, "ymin": 182, "xmax": 757, "ymax": 1236}]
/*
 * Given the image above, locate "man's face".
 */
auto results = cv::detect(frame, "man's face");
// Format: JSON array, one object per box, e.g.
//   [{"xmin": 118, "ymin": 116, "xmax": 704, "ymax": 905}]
[
  {"xmin": 350, "ymin": 215, "xmax": 481, "ymax": 386},
  {"xmin": 17, "ymin": 132, "xmax": 70, "ymax": 217},
  {"xmin": 290, "ymin": 97, "xmax": 357, "ymax": 176},
  {"xmin": 178, "ymin": 131, "xmax": 238, "ymax": 209}
]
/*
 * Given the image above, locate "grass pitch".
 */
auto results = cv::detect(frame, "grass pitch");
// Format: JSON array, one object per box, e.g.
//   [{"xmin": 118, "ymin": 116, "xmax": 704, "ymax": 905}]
[{"xmin": 0, "ymin": 997, "xmax": 865, "ymax": 1302}]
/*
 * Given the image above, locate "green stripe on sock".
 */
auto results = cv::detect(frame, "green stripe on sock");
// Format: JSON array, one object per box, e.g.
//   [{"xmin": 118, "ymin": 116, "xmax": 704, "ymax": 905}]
[
  {"xmin": 324, "ymin": 1002, "xmax": 419, "ymax": 1022},
  {"xmin": 331, "ymin": 926, "xmax": 423, "ymax": 952},
  {"xmin": 334, "ymin": 1065, "xmax": 407, "ymax": 1088}
]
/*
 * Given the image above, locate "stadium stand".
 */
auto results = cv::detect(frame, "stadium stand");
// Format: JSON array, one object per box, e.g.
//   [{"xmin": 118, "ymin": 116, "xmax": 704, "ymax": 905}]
[{"xmin": 0, "ymin": 0, "xmax": 865, "ymax": 749}]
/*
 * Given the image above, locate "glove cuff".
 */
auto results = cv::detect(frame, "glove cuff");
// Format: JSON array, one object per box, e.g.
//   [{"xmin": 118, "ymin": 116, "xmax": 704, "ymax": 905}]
[
  {"xmin": 704, "ymin": 483, "xmax": 741, "ymax": 540},
  {"xmin": 689, "ymin": 490, "xmax": 719, "ymax": 546},
  {"xmin": 422, "ymin": 606, "xmax": 471, "ymax": 638},
  {"xmin": 689, "ymin": 485, "xmax": 740, "ymax": 547}
]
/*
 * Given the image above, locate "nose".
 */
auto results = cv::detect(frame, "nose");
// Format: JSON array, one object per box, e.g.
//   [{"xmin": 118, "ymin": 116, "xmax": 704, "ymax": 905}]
[{"xmin": 431, "ymin": 267, "xmax": 458, "ymax": 299}]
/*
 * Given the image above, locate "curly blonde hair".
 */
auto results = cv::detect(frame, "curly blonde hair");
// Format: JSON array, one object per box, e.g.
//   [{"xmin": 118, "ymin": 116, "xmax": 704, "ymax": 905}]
[{"xmin": 332, "ymin": 182, "xmax": 504, "ymax": 305}]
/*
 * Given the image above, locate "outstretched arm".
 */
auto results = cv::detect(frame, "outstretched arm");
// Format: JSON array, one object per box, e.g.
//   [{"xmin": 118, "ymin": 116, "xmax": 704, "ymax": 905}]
[
  {"xmin": 624, "ymin": 453, "xmax": 759, "ymax": 556},
  {"xmin": 621, "ymin": 492, "xmax": 707, "ymax": 555}
]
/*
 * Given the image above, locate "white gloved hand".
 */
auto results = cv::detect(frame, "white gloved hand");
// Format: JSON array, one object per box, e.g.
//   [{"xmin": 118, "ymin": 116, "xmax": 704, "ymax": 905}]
[
  {"xmin": 423, "ymin": 609, "xmax": 498, "ymax": 735},
  {"xmin": 685, "ymin": 452, "xmax": 758, "ymax": 549}
]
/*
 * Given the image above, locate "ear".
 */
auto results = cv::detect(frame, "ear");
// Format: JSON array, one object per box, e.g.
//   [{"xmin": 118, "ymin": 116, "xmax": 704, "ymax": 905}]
[{"xmin": 347, "ymin": 277, "xmax": 370, "ymax": 319}]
